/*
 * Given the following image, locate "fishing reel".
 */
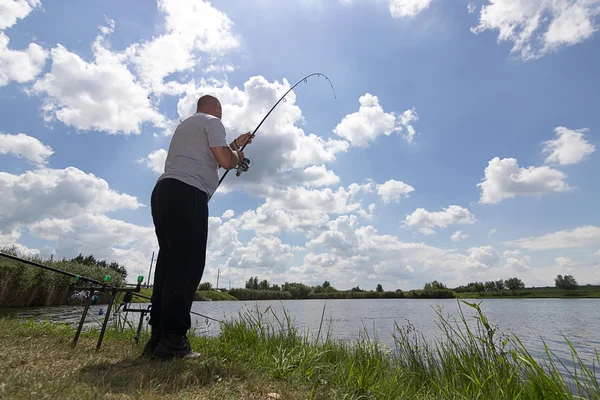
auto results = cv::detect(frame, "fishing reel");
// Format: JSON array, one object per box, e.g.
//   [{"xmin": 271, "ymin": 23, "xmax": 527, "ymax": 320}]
[{"xmin": 236, "ymin": 157, "xmax": 252, "ymax": 177}]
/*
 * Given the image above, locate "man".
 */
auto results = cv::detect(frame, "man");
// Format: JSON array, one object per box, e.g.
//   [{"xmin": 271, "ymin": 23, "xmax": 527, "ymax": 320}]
[{"xmin": 143, "ymin": 95, "xmax": 253, "ymax": 360}]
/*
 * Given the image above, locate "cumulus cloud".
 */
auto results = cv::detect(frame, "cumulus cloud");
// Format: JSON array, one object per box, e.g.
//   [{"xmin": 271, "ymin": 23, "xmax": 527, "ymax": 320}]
[
  {"xmin": 477, "ymin": 157, "xmax": 569, "ymax": 204},
  {"xmin": 451, "ymin": 230, "xmax": 469, "ymax": 242},
  {"xmin": 404, "ymin": 205, "xmax": 476, "ymax": 235},
  {"xmin": 30, "ymin": 37, "xmax": 167, "ymax": 135},
  {"xmin": 388, "ymin": 0, "xmax": 432, "ymax": 18},
  {"xmin": 502, "ymin": 249, "xmax": 531, "ymax": 272},
  {"xmin": 0, "ymin": 167, "xmax": 142, "ymax": 233},
  {"xmin": 225, "ymin": 236, "xmax": 294, "ymax": 272},
  {"xmin": 505, "ymin": 225, "xmax": 600, "ymax": 250},
  {"xmin": 471, "ymin": 0, "xmax": 600, "ymax": 61},
  {"xmin": 0, "ymin": 132, "xmax": 53, "ymax": 164},
  {"xmin": 542, "ymin": 126, "xmax": 595, "ymax": 165},
  {"xmin": 124, "ymin": 0, "xmax": 240, "ymax": 94},
  {"xmin": 294, "ymin": 216, "xmax": 498, "ymax": 289},
  {"xmin": 138, "ymin": 149, "xmax": 167, "ymax": 174},
  {"xmin": 0, "ymin": 0, "xmax": 41, "ymax": 30},
  {"xmin": 376, "ymin": 179, "xmax": 415, "ymax": 203},
  {"xmin": 0, "ymin": 33, "xmax": 48, "ymax": 88},
  {"xmin": 332, "ymin": 93, "xmax": 419, "ymax": 147},
  {"xmin": 465, "ymin": 246, "xmax": 501, "ymax": 269}
]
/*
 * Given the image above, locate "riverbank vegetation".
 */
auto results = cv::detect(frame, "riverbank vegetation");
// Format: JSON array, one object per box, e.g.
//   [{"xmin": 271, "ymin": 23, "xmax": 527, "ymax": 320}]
[
  {"xmin": 0, "ymin": 246, "xmax": 127, "ymax": 307},
  {"xmin": 1, "ymin": 300, "xmax": 598, "ymax": 399},
  {"xmin": 3, "ymin": 248, "xmax": 599, "ymax": 309}
]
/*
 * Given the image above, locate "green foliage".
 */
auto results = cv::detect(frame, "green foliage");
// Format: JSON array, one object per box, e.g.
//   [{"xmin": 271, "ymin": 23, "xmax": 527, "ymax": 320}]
[
  {"xmin": 195, "ymin": 290, "xmax": 237, "ymax": 301},
  {"xmin": 228, "ymin": 288, "xmax": 293, "ymax": 300},
  {"xmin": 376, "ymin": 283, "xmax": 383, "ymax": 292},
  {"xmin": 424, "ymin": 280, "xmax": 447, "ymax": 290},
  {"xmin": 197, "ymin": 282, "xmax": 212, "ymax": 291},
  {"xmin": 555, "ymin": 274, "xmax": 578, "ymax": 290},
  {"xmin": 70, "ymin": 253, "xmax": 128, "ymax": 279},
  {"xmin": 0, "ymin": 246, "xmax": 126, "ymax": 307},
  {"xmin": 506, "ymin": 277, "xmax": 525, "ymax": 294}
]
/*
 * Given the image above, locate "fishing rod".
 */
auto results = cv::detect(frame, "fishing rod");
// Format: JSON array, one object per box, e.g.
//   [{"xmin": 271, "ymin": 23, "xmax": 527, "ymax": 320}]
[
  {"xmin": 0, "ymin": 251, "xmax": 224, "ymax": 350},
  {"xmin": 212, "ymin": 72, "xmax": 336, "ymax": 197}
]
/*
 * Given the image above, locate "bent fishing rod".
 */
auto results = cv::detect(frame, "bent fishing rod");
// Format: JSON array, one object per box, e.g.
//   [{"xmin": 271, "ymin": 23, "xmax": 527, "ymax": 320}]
[{"xmin": 211, "ymin": 72, "xmax": 336, "ymax": 199}]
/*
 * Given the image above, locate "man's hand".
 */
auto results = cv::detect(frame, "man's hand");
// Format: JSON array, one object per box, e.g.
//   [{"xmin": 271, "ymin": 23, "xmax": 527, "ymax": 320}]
[{"xmin": 231, "ymin": 132, "xmax": 254, "ymax": 150}]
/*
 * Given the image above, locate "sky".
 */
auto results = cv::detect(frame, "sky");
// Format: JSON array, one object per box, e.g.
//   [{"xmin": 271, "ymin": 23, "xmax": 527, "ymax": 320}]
[{"xmin": 1, "ymin": 0, "xmax": 600, "ymax": 291}]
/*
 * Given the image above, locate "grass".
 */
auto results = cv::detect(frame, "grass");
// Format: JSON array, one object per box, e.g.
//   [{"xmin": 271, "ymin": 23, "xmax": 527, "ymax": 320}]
[
  {"xmin": 455, "ymin": 286, "xmax": 600, "ymax": 299},
  {"xmin": 0, "ymin": 246, "xmax": 126, "ymax": 307},
  {"xmin": 127, "ymin": 289, "xmax": 237, "ymax": 303},
  {"xmin": 1, "ymin": 300, "xmax": 599, "ymax": 399}
]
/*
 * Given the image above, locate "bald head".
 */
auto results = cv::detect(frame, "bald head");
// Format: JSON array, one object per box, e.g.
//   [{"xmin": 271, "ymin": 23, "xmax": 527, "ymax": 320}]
[{"xmin": 196, "ymin": 95, "xmax": 222, "ymax": 119}]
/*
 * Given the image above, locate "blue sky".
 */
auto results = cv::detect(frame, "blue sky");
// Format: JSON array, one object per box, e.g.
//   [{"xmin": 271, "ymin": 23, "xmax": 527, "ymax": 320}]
[{"xmin": 1, "ymin": 0, "xmax": 599, "ymax": 290}]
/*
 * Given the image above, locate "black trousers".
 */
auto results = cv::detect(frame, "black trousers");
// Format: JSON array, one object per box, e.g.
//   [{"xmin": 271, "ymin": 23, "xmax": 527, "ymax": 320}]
[{"xmin": 149, "ymin": 177, "xmax": 209, "ymax": 335}]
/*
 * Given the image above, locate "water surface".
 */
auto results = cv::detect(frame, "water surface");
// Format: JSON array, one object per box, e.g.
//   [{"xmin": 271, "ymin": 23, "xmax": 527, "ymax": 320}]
[{"xmin": 3, "ymin": 298, "xmax": 599, "ymax": 381}]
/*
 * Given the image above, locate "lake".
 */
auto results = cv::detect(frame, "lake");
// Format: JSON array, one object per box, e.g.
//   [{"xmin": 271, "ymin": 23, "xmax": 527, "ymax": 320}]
[{"xmin": 2, "ymin": 298, "xmax": 599, "ymax": 381}]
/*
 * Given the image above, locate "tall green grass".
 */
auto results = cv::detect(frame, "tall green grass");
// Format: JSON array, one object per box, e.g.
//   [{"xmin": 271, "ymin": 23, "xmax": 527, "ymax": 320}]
[
  {"xmin": 206, "ymin": 300, "xmax": 599, "ymax": 399},
  {"xmin": 0, "ymin": 246, "xmax": 125, "ymax": 307}
]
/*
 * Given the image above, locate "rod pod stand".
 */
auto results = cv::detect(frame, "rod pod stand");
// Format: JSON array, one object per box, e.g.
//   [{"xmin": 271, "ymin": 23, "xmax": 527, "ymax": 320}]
[{"xmin": 70, "ymin": 274, "xmax": 146, "ymax": 350}]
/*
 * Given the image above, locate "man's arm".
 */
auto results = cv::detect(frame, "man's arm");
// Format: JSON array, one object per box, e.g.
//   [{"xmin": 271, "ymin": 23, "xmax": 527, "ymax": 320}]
[
  {"xmin": 211, "ymin": 146, "xmax": 241, "ymax": 170},
  {"xmin": 205, "ymin": 118, "xmax": 242, "ymax": 169}
]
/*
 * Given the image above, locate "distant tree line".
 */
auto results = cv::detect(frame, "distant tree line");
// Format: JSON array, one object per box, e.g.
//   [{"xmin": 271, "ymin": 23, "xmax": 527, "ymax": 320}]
[
  {"xmin": 453, "ymin": 277, "xmax": 525, "ymax": 295},
  {"xmin": 195, "ymin": 273, "xmax": 584, "ymax": 301}
]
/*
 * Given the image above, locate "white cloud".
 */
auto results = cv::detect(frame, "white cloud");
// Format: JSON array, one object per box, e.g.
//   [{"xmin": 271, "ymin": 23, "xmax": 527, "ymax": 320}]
[
  {"xmin": 451, "ymin": 230, "xmax": 469, "ymax": 241},
  {"xmin": 124, "ymin": 0, "xmax": 240, "ymax": 94},
  {"xmin": 505, "ymin": 225, "xmax": 600, "ymax": 250},
  {"xmin": 332, "ymin": 93, "xmax": 419, "ymax": 147},
  {"xmin": 29, "ymin": 34, "xmax": 167, "ymax": 135},
  {"xmin": 0, "ymin": 32, "xmax": 48, "ymax": 88},
  {"xmin": 376, "ymin": 179, "xmax": 415, "ymax": 203},
  {"xmin": 404, "ymin": 205, "xmax": 476, "ymax": 235},
  {"xmin": 138, "ymin": 148, "xmax": 167, "ymax": 174},
  {"xmin": 471, "ymin": 0, "xmax": 600, "ymax": 61},
  {"xmin": 468, "ymin": 1, "xmax": 477, "ymax": 14},
  {"xmin": 27, "ymin": 214, "xmax": 156, "ymax": 279},
  {"xmin": 0, "ymin": 132, "xmax": 53, "ymax": 164},
  {"xmin": 388, "ymin": 0, "xmax": 432, "ymax": 18},
  {"xmin": 0, "ymin": 167, "xmax": 142, "ymax": 233},
  {"xmin": 502, "ymin": 249, "xmax": 531, "ymax": 272},
  {"xmin": 555, "ymin": 256, "xmax": 575, "ymax": 267},
  {"xmin": 281, "ymin": 165, "xmax": 340, "ymax": 188},
  {"xmin": 477, "ymin": 157, "xmax": 569, "ymax": 204},
  {"xmin": 465, "ymin": 245, "xmax": 501, "ymax": 269},
  {"xmin": 0, "ymin": 0, "xmax": 40, "ymax": 30},
  {"xmin": 225, "ymin": 236, "xmax": 294, "ymax": 272},
  {"xmin": 488, "ymin": 228, "xmax": 497, "ymax": 237},
  {"xmin": 542, "ymin": 126, "xmax": 595, "ymax": 165},
  {"xmin": 294, "ymin": 216, "xmax": 497, "ymax": 289},
  {"xmin": 221, "ymin": 209, "xmax": 235, "ymax": 220}
]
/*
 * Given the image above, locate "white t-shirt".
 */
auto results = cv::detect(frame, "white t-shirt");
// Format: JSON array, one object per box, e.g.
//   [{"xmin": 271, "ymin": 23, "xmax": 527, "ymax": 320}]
[{"xmin": 157, "ymin": 112, "xmax": 228, "ymax": 198}]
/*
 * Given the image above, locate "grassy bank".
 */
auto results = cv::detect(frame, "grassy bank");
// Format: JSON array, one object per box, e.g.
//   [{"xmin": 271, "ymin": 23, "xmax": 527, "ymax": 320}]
[
  {"xmin": 1, "ymin": 300, "xmax": 598, "ymax": 399},
  {"xmin": 0, "ymin": 247, "xmax": 126, "ymax": 307},
  {"xmin": 455, "ymin": 285, "xmax": 600, "ymax": 299},
  {"xmin": 128, "ymin": 289, "xmax": 237, "ymax": 303}
]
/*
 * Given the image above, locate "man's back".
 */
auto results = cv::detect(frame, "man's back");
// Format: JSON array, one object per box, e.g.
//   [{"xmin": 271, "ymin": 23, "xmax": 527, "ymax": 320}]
[{"xmin": 158, "ymin": 112, "xmax": 228, "ymax": 198}]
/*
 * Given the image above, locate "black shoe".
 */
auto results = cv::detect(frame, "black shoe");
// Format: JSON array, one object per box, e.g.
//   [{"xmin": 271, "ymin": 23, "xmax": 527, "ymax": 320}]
[
  {"xmin": 140, "ymin": 327, "xmax": 162, "ymax": 358},
  {"xmin": 151, "ymin": 332, "xmax": 202, "ymax": 361}
]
